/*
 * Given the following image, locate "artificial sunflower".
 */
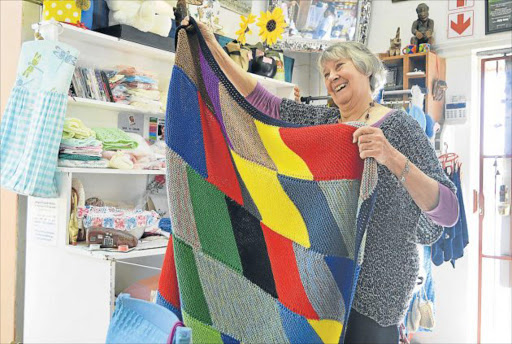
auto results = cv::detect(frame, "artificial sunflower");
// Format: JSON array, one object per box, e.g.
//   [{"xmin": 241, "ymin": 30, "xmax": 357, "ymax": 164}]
[
  {"xmin": 257, "ymin": 7, "xmax": 287, "ymax": 46},
  {"xmin": 235, "ymin": 13, "xmax": 257, "ymax": 45}
]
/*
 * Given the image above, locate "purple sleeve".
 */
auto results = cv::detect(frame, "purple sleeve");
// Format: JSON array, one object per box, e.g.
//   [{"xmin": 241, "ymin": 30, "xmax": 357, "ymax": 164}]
[
  {"xmin": 246, "ymin": 82, "xmax": 283, "ymax": 119},
  {"xmin": 424, "ymin": 183, "xmax": 459, "ymax": 227}
]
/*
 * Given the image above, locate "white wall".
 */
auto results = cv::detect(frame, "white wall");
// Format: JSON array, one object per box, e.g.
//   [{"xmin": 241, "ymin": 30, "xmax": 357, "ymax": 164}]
[{"xmin": 366, "ymin": 1, "xmax": 511, "ymax": 343}]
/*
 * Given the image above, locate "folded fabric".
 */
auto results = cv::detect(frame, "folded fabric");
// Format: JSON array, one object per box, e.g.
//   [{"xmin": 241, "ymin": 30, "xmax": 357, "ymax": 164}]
[
  {"xmin": 126, "ymin": 82, "xmax": 158, "ymax": 90},
  {"xmin": 133, "ymin": 158, "xmax": 165, "ymax": 170},
  {"xmin": 93, "ymin": 127, "xmax": 139, "ymax": 150},
  {"xmin": 127, "ymin": 89, "xmax": 161, "ymax": 100},
  {"xmin": 62, "ymin": 118, "xmax": 95, "ymax": 139},
  {"xmin": 61, "ymin": 137, "xmax": 102, "ymax": 148},
  {"xmin": 123, "ymin": 75, "xmax": 157, "ymax": 84},
  {"xmin": 108, "ymin": 151, "xmax": 134, "ymax": 169},
  {"xmin": 158, "ymin": 218, "xmax": 172, "ymax": 233},
  {"xmin": 80, "ymin": 206, "xmax": 160, "ymax": 231},
  {"xmin": 129, "ymin": 101, "xmax": 162, "ymax": 113},
  {"xmin": 58, "ymin": 158, "xmax": 109, "ymax": 168},
  {"xmin": 60, "ymin": 148, "xmax": 102, "ymax": 156},
  {"xmin": 125, "ymin": 133, "xmax": 154, "ymax": 159},
  {"xmin": 59, "ymin": 153, "xmax": 101, "ymax": 161},
  {"xmin": 129, "ymin": 95, "xmax": 162, "ymax": 106}
]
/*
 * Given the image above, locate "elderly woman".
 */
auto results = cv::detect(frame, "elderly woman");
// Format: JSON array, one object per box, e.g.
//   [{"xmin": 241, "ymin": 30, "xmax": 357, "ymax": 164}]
[{"xmin": 180, "ymin": 18, "xmax": 458, "ymax": 343}]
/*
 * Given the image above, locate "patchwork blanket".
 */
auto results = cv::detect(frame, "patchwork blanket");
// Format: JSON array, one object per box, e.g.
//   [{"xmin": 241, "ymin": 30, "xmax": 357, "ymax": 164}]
[{"xmin": 157, "ymin": 18, "xmax": 378, "ymax": 344}]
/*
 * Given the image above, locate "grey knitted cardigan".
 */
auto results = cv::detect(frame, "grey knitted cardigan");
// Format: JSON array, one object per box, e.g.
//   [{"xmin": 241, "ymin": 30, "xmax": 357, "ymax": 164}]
[{"xmin": 279, "ymin": 99, "xmax": 456, "ymax": 326}]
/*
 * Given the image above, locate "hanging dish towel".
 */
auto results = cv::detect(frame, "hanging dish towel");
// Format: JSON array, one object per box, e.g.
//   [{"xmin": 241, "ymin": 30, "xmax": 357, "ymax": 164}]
[
  {"xmin": 154, "ymin": 18, "xmax": 379, "ymax": 344},
  {"xmin": 0, "ymin": 40, "xmax": 78, "ymax": 197}
]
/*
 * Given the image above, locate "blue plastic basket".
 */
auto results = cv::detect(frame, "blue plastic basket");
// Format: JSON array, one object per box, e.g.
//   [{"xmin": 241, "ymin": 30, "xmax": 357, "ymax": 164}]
[{"xmin": 106, "ymin": 294, "xmax": 191, "ymax": 344}]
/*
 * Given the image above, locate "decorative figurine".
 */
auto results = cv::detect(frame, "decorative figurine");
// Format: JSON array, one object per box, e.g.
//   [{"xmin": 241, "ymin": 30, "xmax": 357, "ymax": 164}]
[
  {"xmin": 410, "ymin": 3, "xmax": 434, "ymax": 45},
  {"xmin": 389, "ymin": 27, "xmax": 401, "ymax": 56}
]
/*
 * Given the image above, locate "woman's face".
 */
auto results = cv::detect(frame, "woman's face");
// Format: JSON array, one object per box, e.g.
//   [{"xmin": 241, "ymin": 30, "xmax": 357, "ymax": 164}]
[{"xmin": 322, "ymin": 58, "xmax": 371, "ymax": 107}]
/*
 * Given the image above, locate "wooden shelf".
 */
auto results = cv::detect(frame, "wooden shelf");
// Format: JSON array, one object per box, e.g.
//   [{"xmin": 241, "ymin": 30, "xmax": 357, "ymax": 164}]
[
  {"xmin": 380, "ymin": 54, "xmax": 404, "ymax": 61},
  {"xmin": 380, "ymin": 52, "xmax": 429, "ymax": 62},
  {"xmin": 67, "ymin": 97, "xmax": 165, "ymax": 117},
  {"xmin": 380, "ymin": 51, "xmax": 445, "ymax": 122},
  {"xmin": 406, "ymin": 74, "xmax": 426, "ymax": 79},
  {"xmin": 57, "ymin": 167, "xmax": 165, "ymax": 175},
  {"xmin": 59, "ymin": 23, "xmax": 175, "ymax": 63}
]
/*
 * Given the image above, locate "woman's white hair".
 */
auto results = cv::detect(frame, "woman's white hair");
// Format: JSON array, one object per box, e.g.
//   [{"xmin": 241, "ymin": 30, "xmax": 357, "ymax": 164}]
[{"xmin": 318, "ymin": 41, "xmax": 387, "ymax": 97}]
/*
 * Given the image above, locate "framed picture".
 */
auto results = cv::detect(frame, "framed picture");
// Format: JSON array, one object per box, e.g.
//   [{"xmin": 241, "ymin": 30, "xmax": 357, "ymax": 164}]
[
  {"xmin": 485, "ymin": 0, "xmax": 512, "ymax": 35},
  {"xmin": 269, "ymin": 0, "xmax": 373, "ymax": 51},
  {"xmin": 385, "ymin": 67, "xmax": 398, "ymax": 88},
  {"xmin": 218, "ymin": 0, "xmax": 252, "ymax": 16}
]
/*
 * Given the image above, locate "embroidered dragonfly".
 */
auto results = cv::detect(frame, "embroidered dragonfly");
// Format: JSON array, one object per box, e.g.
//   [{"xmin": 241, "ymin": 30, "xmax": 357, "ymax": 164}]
[
  {"xmin": 15, "ymin": 77, "xmax": 34, "ymax": 88},
  {"xmin": 22, "ymin": 52, "xmax": 43, "ymax": 78},
  {"xmin": 53, "ymin": 46, "xmax": 77, "ymax": 71}
]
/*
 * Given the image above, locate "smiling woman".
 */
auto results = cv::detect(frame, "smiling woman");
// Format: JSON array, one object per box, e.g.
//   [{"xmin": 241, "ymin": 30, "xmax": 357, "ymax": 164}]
[
  {"xmin": 179, "ymin": 16, "xmax": 460, "ymax": 343},
  {"xmin": 318, "ymin": 42, "xmax": 387, "ymax": 111}
]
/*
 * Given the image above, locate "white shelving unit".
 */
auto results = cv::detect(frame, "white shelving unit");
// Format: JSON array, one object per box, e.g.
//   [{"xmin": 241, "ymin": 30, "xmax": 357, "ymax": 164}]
[
  {"xmin": 67, "ymin": 96, "xmax": 166, "ymax": 118},
  {"xmin": 65, "ymin": 239, "xmax": 168, "ymax": 260},
  {"xmin": 59, "ymin": 22, "xmax": 175, "ymax": 62},
  {"xmin": 24, "ymin": 21, "xmax": 296, "ymax": 344},
  {"xmin": 57, "ymin": 167, "xmax": 166, "ymax": 175}
]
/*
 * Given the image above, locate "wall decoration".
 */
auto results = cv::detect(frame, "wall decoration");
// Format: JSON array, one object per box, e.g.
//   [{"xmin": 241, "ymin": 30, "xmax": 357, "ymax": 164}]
[
  {"xmin": 236, "ymin": 13, "xmax": 257, "ymax": 44},
  {"xmin": 448, "ymin": 0, "xmax": 474, "ymax": 11},
  {"xmin": 448, "ymin": 10, "xmax": 474, "ymax": 38},
  {"xmin": 485, "ymin": 0, "xmax": 512, "ymax": 35},
  {"xmin": 268, "ymin": 0, "xmax": 372, "ymax": 51},
  {"xmin": 219, "ymin": 0, "xmax": 252, "ymax": 16},
  {"xmin": 257, "ymin": 7, "xmax": 287, "ymax": 46}
]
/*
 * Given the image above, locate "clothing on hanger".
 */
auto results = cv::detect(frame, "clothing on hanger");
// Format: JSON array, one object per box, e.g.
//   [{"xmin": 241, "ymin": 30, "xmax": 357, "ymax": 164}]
[
  {"xmin": 0, "ymin": 39, "xmax": 78, "ymax": 197},
  {"xmin": 432, "ymin": 154, "xmax": 468, "ymax": 267}
]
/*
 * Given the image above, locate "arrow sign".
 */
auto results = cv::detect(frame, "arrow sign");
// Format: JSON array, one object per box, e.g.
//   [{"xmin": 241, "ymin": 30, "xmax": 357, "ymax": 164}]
[
  {"xmin": 448, "ymin": 11, "xmax": 474, "ymax": 38},
  {"xmin": 451, "ymin": 13, "xmax": 471, "ymax": 34},
  {"xmin": 448, "ymin": 0, "xmax": 474, "ymax": 11}
]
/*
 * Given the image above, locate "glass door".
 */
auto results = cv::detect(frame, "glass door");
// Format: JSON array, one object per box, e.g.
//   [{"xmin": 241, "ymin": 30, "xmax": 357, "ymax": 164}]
[{"xmin": 478, "ymin": 55, "xmax": 512, "ymax": 343}]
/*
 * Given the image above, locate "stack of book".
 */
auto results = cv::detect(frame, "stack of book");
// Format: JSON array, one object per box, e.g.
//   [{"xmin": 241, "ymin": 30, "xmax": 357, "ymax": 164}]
[{"xmin": 70, "ymin": 67, "xmax": 115, "ymax": 102}]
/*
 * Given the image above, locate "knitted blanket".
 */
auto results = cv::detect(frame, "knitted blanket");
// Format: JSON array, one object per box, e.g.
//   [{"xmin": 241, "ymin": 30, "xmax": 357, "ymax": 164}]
[{"xmin": 157, "ymin": 18, "xmax": 378, "ymax": 344}]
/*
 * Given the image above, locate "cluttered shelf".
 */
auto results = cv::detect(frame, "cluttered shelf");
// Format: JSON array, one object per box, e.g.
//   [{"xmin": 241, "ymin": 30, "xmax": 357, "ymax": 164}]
[
  {"xmin": 57, "ymin": 167, "xmax": 166, "ymax": 175},
  {"xmin": 67, "ymin": 97, "xmax": 166, "ymax": 117},
  {"xmin": 57, "ymin": 22, "xmax": 175, "ymax": 63},
  {"xmin": 380, "ymin": 52, "xmax": 428, "ymax": 61},
  {"xmin": 64, "ymin": 238, "xmax": 168, "ymax": 260}
]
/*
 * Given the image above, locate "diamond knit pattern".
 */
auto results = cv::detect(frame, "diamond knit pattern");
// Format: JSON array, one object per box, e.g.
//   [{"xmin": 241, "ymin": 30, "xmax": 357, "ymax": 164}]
[{"xmin": 158, "ymin": 18, "xmax": 379, "ymax": 343}]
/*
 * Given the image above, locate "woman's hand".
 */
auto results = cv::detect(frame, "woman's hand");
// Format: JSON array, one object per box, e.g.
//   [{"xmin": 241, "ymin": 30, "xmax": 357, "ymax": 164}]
[
  {"xmin": 352, "ymin": 126, "xmax": 398, "ymax": 166},
  {"xmin": 181, "ymin": 16, "xmax": 216, "ymax": 45},
  {"xmin": 294, "ymin": 86, "xmax": 301, "ymax": 103}
]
